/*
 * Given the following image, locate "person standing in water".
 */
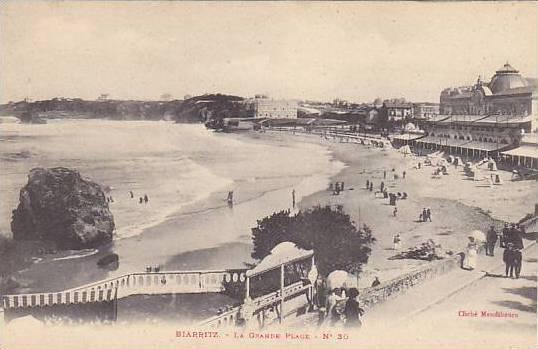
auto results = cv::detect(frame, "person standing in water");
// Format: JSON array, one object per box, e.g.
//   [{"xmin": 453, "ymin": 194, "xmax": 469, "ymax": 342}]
[{"xmin": 227, "ymin": 191, "xmax": 234, "ymax": 207}]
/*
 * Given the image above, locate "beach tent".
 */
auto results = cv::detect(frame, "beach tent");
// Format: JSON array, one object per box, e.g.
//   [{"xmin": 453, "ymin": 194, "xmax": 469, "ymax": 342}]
[{"xmin": 398, "ymin": 145, "xmax": 411, "ymax": 155}]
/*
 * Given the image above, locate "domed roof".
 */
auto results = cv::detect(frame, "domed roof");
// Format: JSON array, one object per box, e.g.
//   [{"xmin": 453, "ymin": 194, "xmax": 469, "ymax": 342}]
[{"xmin": 489, "ymin": 63, "xmax": 528, "ymax": 94}]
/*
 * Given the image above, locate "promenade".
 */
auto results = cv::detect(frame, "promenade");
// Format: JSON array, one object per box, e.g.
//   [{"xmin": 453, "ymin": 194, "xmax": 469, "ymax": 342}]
[{"xmin": 282, "ymin": 241, "xmax": 537, "ymax": 349}]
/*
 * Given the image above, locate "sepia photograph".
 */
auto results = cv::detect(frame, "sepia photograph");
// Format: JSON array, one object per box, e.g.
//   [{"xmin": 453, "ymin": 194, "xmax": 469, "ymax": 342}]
[{"xmin": 0, "ymin": 1, "xmax": 537, "ymax": 348}]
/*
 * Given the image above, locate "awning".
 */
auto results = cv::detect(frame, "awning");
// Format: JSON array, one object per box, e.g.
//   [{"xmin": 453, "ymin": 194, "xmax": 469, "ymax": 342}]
[
  {"xmin": 416, "ymin": 136, "xmax": 468, "ymax": 147},
  {"xmin": 501, "ymin": 144, "xmax": 538, "ymax": 159},
  {"xmin": 391, "ymin": 134, "xmax": 425, "ymax": 141},
  {"xmin": 462, "ymin": 141, "xmax": 509, "ymax": 152},
  {"xmin": 246, "ymin": 242, "xmax": 313, "ymax": 277}
]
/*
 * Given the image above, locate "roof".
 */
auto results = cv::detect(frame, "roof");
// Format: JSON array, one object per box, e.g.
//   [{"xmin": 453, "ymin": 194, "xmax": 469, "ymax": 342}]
[
  {"xmin": 384, "ymin": 102, "xmax": 413, "ymax": 108},
  {"xmin": 417, "ymin": 136, "xmax": 510, "ymax": 151},
  {"xmin": 246, "ymin": 242, "xmax": 313, "ymax": 277},
  {"xmin": 391, "ymin": 133, "xmax": 426, "ymax": 141},
  {"xmin": 492, "ymin": 85, "xmax": 538, "ymax": 96},
  {"xmin": 476, "ymin": 115, "xmax": 532, "ymax": 124},
  {"xmin": 501, "ymin": 144, "xmax": 538, "ymax": 159},
  {"xmin": 436, "ymin": 115, "xmax": 490, "ymax": 123}
]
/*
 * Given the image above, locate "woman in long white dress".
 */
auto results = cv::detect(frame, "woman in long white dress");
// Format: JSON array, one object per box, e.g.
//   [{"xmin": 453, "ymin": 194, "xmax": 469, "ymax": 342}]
[{"xmin": 466, "ymin": 237, "xmax": 478, "ymax": 270}]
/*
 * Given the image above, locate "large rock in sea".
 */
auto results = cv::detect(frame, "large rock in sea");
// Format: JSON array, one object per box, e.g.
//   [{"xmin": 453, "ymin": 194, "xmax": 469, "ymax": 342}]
[{"xmin": 11, "ymin": 167, "xmax": 115, "ymax": 249}]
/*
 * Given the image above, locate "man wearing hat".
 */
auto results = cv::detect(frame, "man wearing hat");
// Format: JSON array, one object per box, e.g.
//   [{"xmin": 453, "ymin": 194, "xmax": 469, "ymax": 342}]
[
  {"xmin": 503, "ymin": 243, "xmax": 516, "ymax": 278},
  {"xmin": 486, "ymin": 225, "xmax": 498, "ymax": 256},
  {"xmin": 500, "ymin": 223, "xmax": 510, "ymax": 248}
]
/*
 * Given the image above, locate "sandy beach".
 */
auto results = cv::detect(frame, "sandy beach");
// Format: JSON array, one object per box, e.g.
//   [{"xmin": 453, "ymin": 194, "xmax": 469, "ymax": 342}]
[{"xmin": 250, "ymin": 130, "xmax": 538, "ymax": 287}]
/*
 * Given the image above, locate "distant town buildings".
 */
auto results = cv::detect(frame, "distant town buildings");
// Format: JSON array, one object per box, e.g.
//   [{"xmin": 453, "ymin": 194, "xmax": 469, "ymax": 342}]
[
  {"xmin": 412, "ymin": 102, "xmax": 440, "ymax": 120},
  {"xmin": 382, "ymin": 99, "xmax": 413, "ymax": 123},
  {"xmin": 414, "ymin": 62, "xmax": 538, "ymax": 168},
  {"xmin": 248, "ymin": 95, "xmax": 298, "ymax": 119}
]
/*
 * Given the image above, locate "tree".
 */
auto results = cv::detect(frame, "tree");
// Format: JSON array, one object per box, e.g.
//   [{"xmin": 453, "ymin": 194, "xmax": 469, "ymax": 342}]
[{"xmin": 251, "ymin": 205, "xmax": 376, "ymax": 276}]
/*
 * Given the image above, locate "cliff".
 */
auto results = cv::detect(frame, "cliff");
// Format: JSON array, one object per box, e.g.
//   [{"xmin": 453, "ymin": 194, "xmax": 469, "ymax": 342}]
[
  {"xmin": 11, "ymin": 167, "xmax": 115, "ymax": 249},
  {"xmin": 173, "ymin": 94, "xmax": 250, "ymax": 123}
]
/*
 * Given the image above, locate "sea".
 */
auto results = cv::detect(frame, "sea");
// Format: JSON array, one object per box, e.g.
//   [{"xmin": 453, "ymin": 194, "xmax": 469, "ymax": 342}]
[{"xmin": 0, "ymin": 118, "xmax": 344, "ymax": 292}]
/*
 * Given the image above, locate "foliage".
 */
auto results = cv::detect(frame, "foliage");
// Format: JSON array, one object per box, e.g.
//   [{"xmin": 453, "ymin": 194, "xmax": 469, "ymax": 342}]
[{"xmin": 251, "ymin": 205, "xmax": 376, "ymax": 276}]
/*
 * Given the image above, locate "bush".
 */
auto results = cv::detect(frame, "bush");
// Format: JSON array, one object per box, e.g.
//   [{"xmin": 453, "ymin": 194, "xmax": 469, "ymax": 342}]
[{"xmin": 251, "ymin": 205, "xmax": 375, "ymax": 276}]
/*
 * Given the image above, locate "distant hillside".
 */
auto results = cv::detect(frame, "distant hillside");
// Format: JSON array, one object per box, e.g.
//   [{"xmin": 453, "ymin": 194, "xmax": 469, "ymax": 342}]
[
  {"xmin": 173, "ymin": 94, "xmax": 251, "ymax": 123},
  {"xmin": 0, "ymin": 98, "xmax": 190, "ymax": 122},
  {"xmin": 0, "ymin": 94, "xmax": 252, "ymax": 123}
]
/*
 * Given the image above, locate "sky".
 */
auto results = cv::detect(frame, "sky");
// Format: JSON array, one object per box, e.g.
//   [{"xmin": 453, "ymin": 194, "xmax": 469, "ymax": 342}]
[{"xmin": 1, "ymin": 1, "xmax": 537, "ymax": 104}]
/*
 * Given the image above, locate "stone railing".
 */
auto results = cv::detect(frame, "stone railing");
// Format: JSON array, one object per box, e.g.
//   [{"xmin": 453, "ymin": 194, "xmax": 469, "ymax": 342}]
[
  {"xmin": 2, "ymin": 268, "xmax": 248, "ymax": 310},
  {"xmin": 197, "ymin": 281, "xmax": 312, "ymax": 329},
  {"xmin": 358, "ymin": 254, "xmax": 463, "ymax": 310}
]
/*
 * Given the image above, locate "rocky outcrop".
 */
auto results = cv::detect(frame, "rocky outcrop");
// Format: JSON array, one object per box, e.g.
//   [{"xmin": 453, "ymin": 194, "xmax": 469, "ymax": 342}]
[{"xmin": 11, "ymin": 167, "xmax": 115, "ymax": 249}]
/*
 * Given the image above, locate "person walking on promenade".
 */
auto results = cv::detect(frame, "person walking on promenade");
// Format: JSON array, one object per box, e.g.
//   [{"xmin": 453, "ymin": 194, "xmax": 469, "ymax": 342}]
[
  {"xmin": 465, "ymin": 236, "xmax": 478, "ymax": 270},
  {"xmin": 486, "ymin": 225, "xmax": 498, "ymax": 256},
  {"xmin": 426, "ymin": 208, "xmax": 432, "ymax": 222},
  {"xmin": 503, "ymin": 243, "xmax": 516, "ymax": 278},
  {"xmin": 344, "ymin": 288, "xmax": 363, "ymax": 329},
  {"xmin": 513, "ymin": 247, "xmax": 522, "ymax": 279},
  {"xmin": 501, "ymin": 223, "xmax": 510, "ymax": 248},
  {"xmin": 325, "ymin": 288, "xmax": 344, "ymax": 326}
]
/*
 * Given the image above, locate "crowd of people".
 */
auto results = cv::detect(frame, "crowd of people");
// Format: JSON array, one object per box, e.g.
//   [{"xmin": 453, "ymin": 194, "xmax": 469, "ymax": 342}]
[
  {"xmin": 484, "ymin": 223, "xmax": 525, "ymax": 278},
  {"xmin": 318, "ymin": 287, "xmax": 364, "ymax": 329}
]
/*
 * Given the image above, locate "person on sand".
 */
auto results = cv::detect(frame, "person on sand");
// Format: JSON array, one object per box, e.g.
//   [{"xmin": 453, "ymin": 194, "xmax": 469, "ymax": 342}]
[
  {"xmin": 422, "ymin": 208, "xmax": 427, "ymax": 222},
  {"xmin": 465, "ymin": 236, "xmax": 478, "ymax": 270},
  {"xmin": 139, "ymin": 197, "xmax": 143, "ymax": 204},
  {"xmin": 426, "ymin": 208, "xmax": 432, "ymax": 222},
  {"xmin": 366, "ymin": 179, "xmax": 370, "ymax": 189},
  {"xmin": 513, "ymin": 247, "xmax": 522, "ymax": 279},
  {"xmin": 380, "ymin": 181, "xmax": 384, "ymax": 192},
  {"xmin": 129, "ymin": 191, "xmax": 134, "ymax": 199},
  {"xmin": 144, "ymin": 194, "xmax": 148, "ymax": 204},
  {"xmin": 344, "ymin": 288, "xmax": 363, "ymax": 329},
  {"xmin": 383, "ymin": 170, "xmax": 387, "ymax": 179},
  {"xmin": 403, "ymin": 170, "xmax": 406, "ymax": 179},
  {"xmin": 393, "ymin": 233, "xmax": 401, "ymax": 250},
  {"xmin": 486, "ymin": 225, "xmax": 498, "ymax": 256},
  {"xmin": 393, "ymin": 207, "xmax": 398, "ymax": 217},
  {"xmin": 371, "ymin": 277, "xmax": 380, "ymax": 287},
  {"xmin": 369, "ymin": 182, "xmax": 373, "ymax": 192},
  {"xmin": 341, "ymin": 182, "xmax": 345, "ymax": 191}
]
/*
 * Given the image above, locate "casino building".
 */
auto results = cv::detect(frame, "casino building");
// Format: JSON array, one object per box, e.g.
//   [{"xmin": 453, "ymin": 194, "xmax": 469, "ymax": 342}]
[{"xmin": 412, "ymin": 63, "xmax": 538, "ymax": 169}]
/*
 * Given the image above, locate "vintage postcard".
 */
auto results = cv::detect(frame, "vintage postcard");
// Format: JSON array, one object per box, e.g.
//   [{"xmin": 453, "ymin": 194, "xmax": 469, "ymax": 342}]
[{"xmin": 0, "ymin": 1, "xmax": 537, "ymax": 348}]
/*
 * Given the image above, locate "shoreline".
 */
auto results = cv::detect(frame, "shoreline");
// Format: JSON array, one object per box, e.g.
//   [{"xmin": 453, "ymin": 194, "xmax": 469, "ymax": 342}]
[{"xmin": 7, "ymin": 127, "xmax": 343, "ymax": 294}]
